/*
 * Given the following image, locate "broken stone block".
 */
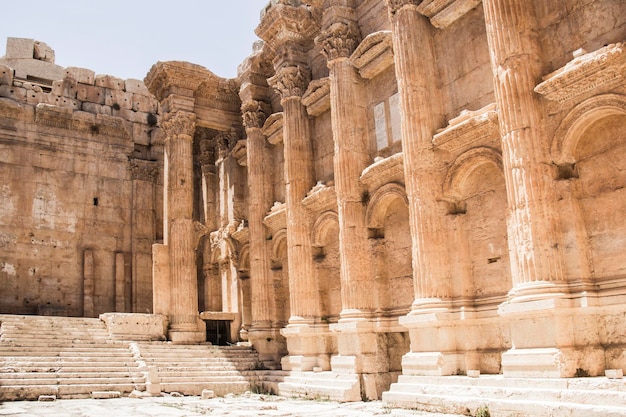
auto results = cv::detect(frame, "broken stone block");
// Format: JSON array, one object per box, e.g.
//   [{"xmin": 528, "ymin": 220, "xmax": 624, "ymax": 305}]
[
  {"xmin": 0, "ymin": 85, "xmax": 27, "ymax": 101},
  {"xmin": 0, "ymin": 64, "xmax": 14, "ymax": 86},
  {"xmin": 33, "ymin": 41, "xmax": 55, "ymax": 63},
  {"xmin": 201, "ymin": 389, "xmax": 215, "ymax": 399},
  {"xmin": 125, "ymin": 78, "xmax": 150, "ymax": 94},
  {"xmin": 38, "ymin": 395, "xmax": 56, "ymax": 402},
  {"xmin": 65, "ymin": 67, "xmax": 95, "ymax": 85},
  {"xmin": 82, "ymin": 102, "xmax": 112, "ymax": 116},
  {"xmin": 91, "ymin": 391, "xmax": 121, "ymax": 399},
  {"xmin": 605, "ymin": 369, "xmax": 623, "ymax": 379}
]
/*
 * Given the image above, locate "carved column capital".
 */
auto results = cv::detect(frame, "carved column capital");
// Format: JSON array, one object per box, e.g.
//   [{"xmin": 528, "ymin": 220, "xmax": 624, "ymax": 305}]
[
  {"xmin": 216, "ymin": 128, "xmax": 238, "ymax": 159},
  {"xmin": 129, "ymin": 159, "xmax": 159, "ymax": 182},
  {"xmin": 161, "ymin": 111, "xmax": 196, "ymax": 139},
  {"xmin": 268, "ymin": 65, "xmax": 310, "ymax": 100},
  {"xmin": 242, "ymin": 99, "xmax": 270, "ymax": 130},
  {"xmin": 385, "ymin": 0, "xmax": 422, "ymax": 15},
  {"xmin": 316, "ymin": 21, "xmax": 361, "ymax": 62}
]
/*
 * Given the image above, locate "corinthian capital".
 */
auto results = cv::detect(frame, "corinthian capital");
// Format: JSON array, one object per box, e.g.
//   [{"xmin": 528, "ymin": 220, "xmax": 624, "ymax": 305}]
[
  {"xmin": 161, "ymin": 111, "xmax": 196, "ymax": 138},
  {"xmin": 316, "ymin": 21, "xmax": 362, "ymax": 62},
  {"xmin": 241, "ymin": 99, "xmax": 269, "ymax": 130},
  {"xmin": 268, "ymin": 65, "xmax": 310, "ymax": 99},
  {"xmin": 385, "ymin": 0, "xmax": 422, "ymax": 15}
]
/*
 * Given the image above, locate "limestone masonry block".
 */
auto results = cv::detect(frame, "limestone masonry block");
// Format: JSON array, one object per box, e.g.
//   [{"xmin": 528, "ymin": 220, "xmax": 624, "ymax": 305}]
[
  {"xmin": 51, "ymin": 78, "xmax": 78, "ymax": 99},
  {"xmin": 81, "ymin": 102, "xmax": 112, "ymax": 116},
  {"xmin": 125, "ymin": 78, "xmax": 150, "ymax": 94},
  {"xmin": 133, "ymin": 122, "xmax": 151, "ymax": 146},
  {"xmin": 65, "ymin": 67, "xmax": 95, "ymax": 85},
  {"xmin": 95, "ymin": 74, "xmax": 125, "ymax": 90},
  {"xmin": 76, "ymin": 84, "xmax": 105, "ymax": 104},
  {"xmin": 0, "ymin": 85, "xmax": 27, "ymax": 101},
  {"xmin": 131, "ymin": 93, "xmax": 158, "ymax": 113},
  {"xmin": 105, "ymin": 89, "xmax": 132, "ymax": 110},
  {"xmin": 0, "ymin": 64, "xmax": 13, "ymax": 85},
  {"xmin": 5, "ymin": 37, "xmax": 34, "ymax": 59},
  {"xmin": 605, "ymin": 369, "xmax": 623, "ymax": 379}
]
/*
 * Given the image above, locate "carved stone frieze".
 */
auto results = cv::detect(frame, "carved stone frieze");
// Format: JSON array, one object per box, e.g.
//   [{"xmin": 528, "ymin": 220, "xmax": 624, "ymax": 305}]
[
  {"xmin": 268, "ymin": 65, "xmax": 310, "ymax": 99},
  {"xmin": 129, "ymin": 158, "xmax": 159, "ymax": 182},
  {"xmin": 161, "ymin": 110, "xmax": 196, "ymax": 138},
  {"xmin": 35, "ymin": 104, "xmax": 72, "ymax": 129},
  {"xmin": 301, "ymin": 77, "xmax": 330, "ymax": 117},
  {"xmin": 316, "ymin": 21, "xmax": 361, "ymax": 62},
  {"xmin": 263, "ymin": 202, "xmax": 287, "ymax": 234},
  {"xmin": 351, "ymin": 31, "xmax": 394, "ymax": 80},
  {"xmin": 535, "ymin": 42, "xmax": 626, "ymax": 104},
  {"xmin": 302, "ymin": 182, "xmax": 337, "ymax": 215},
  {"xmin": 432, "ymin": 103, "xmax": 500, "ymax": 154}
]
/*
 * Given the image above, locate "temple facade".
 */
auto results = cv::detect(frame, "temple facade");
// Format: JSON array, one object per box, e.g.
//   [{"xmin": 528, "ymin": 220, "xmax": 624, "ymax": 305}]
[{"xmin": 1, "ymin": 0, "xmax": 625, "ymax": 406}]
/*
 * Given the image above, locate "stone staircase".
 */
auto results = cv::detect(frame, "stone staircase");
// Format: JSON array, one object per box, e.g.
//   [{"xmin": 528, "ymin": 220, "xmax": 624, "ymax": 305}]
[
  {"xmin": 0, "ymin": 314, "xmax": 146, "ymax": 400},
  {"xmin": 383, "ymin": 375, "xmax": 626, "ymax": 417},
  {"xmin": 136, "ymin": 342, "xmax": 260, "ymax": 396}
]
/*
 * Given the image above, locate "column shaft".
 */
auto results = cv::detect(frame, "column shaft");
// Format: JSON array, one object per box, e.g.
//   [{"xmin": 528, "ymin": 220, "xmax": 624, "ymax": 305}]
[
  {"xmin": 388, "ymin": 4, "xmax": 449, "ymax": 305},
  {"xmin": 483, "ymin": 0, "xmax": 563, "ymax": 290}
]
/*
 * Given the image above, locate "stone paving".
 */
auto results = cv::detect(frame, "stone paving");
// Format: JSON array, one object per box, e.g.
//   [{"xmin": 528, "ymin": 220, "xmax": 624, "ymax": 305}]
[{"xmin": 0, "ymin": 393, "xmax": 464, "ymax": 417}]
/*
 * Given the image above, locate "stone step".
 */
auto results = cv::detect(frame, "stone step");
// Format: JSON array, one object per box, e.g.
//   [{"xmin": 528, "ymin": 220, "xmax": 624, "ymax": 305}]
[
  {"xmin": 278, "ymin": 371, "xmax": 361, "ymax": 402},
  {"xmin": 160, "ymin": 381, "xmax": 250, "ymax": 397},
  {"xmin": 1, "ymin": 371, "xmax": 143, "ymax": 380}
]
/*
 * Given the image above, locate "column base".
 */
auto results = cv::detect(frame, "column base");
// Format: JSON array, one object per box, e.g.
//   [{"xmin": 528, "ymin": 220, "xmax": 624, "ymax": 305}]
[
  {"xmin": 502, "ymin": 347, "xmax": 606, "ymax": 378},
  {"xmin": 248, "ymin": 327, "xmax": 286, "ymax": 369},
  {"xmin": 280, "ymin": 323, "xmax": 334, "ymax": 371},
  {"xmin": 401, "ymin": 351, "xmax": 464, "ymax": 376},
  {"xmin": 168, "ymin": 315, "xmax": 206, "ymax": 344}
]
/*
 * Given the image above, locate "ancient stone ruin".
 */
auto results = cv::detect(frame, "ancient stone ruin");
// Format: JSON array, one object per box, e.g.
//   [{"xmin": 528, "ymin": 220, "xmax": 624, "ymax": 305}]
[{"xmin": 0, "ymin": 0, "xmax": 625, "ymax": 415}]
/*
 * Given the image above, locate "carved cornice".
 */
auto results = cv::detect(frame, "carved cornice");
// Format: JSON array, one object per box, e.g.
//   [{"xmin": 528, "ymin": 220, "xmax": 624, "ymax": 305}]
[
  {"xmin": 262, "ymin": 112, "xmax": 284, "ymax": 145},
  {"xmin": 316, "ymin": 21, "xmax": 361, "ymax": 62},
  {"xmin": 256, "ymin": 1, "xmax": 320, "ymax": 50},
  {"xmin": 360, "ymin": 153, "xmax": 405, "ymax": 192},
  {"xmin": 195, "ymin": 78, "xmax": 241, "ymax": 113},
  {"xmin": 432, "ymin": 103, "xmax": 500, "ymax": 154},
  {"xmin": 263, "ymin": 202, "xmax": 287, "ymax": 234},
  {"xmin": 129, "ymin": 158, "xmax": 159, "ymax": 182},
  {"xmin": 268, "ymin": 65, "xmax": 310, "ymax": 99},
  {"xmin": 144, "ymin": 61, "xmax": 215, "ymax": 102},
  {"xmin": 161, "ymin": 110, "xmax": 196, "ymax": 138},
  {"xmin": 415, "ymin": 0, "xmax": 482, "ymax": 29},
  {"xmin": 351, "ymin": 31, "xmax": 394, "ymax": 80},
  {"xmin": 301, "ymin": 77, "xmax": 330, "ymax": 117},
  {"xmin": 241, "ymin": 99, "xmax": 270, "ymax": 130},
  {"xmin": 386, "ymin": 0, "xmax": 422, "ymax": 15},
  {"xmin": 302, "ymin": 182, "xmax": 337, "ymax": 215},
  {"xmin": 232, "ymin": 139, "xmax": 248, "ymax": 166},
  {"xmin": 535, "ymin": 42, "xmax": 626, "ymax": 104}
]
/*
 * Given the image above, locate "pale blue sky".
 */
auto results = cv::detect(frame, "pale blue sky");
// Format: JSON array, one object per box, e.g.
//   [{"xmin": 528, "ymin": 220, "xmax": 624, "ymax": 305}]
[{"xmin": 0, "ymin": 1, "xmax": 264, "ymax": 80}]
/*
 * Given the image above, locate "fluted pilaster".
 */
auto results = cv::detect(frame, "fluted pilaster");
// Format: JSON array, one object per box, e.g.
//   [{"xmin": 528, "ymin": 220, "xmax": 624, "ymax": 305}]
[
  {"xmin": 483, "ymin": 0, "xmax": 564, "ymax": 294},
  {"xmin": 386, "ymin": 0, "xmax": 450, "ymax": 307}
]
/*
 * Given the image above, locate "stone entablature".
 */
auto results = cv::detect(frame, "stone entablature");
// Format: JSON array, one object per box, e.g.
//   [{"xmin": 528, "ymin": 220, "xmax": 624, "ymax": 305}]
[
  {"xmin": 414, "ymin": 0, "xmax": 482, "ymax": 29},
  {"xmin": 262, "ymin": 112, "xmax": 284, "ymax": 145},
  {"xmin": 535, "ymin": 42, "xmax": 626, "ymax": 104},
  {"xmin": 432, "ymin": 103, "xmax": 500, "ymax": 154},
  {"xmin": 302, "ymin": 182, "xmax": 337, "ymax": 214},
  {"xmin": 263, "ymin": 202, "xmax": 287, "ymax": 234}
]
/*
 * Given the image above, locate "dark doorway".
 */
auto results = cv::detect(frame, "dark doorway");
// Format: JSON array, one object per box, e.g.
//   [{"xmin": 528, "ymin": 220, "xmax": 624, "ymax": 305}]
[{"xmin": 206, "ymin": 320, "xmax": 230, "ymax": 345}]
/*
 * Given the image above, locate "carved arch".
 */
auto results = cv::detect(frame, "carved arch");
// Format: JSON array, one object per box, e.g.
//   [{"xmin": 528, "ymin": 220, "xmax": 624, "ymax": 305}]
[
  {"xmin": 443, "ymin": 147, "xmax": 504, "ymax": 202},
  {"xmin": 311, "ymin": 211, "xmax": 339, "ymax": 248},
  {"xmin": 366, "ymin": 183, "xmax": 409, "ymax": 229},
  {"xmin": 238, "ymin": 244, "xmax": 250, "ymax": 279},
  {"xmin": 271, "ymin": 229, "xmax": 288, "ymax": 269},
  {"xmin": 552, "ymin": 94, "xmax": 626, "ymax": 164}
]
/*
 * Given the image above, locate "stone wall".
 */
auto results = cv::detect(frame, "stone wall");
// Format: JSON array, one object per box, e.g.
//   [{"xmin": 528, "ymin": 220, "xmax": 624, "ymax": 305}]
[{"xmin": 0, "ymin": 38, "xmax": 162, "ymax": 317}]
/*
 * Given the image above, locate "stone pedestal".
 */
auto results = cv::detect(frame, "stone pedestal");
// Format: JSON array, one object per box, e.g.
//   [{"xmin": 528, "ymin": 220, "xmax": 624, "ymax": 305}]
[{"xmin": 280, "ymin": 324, "xmax": 334, "ymax": 371}]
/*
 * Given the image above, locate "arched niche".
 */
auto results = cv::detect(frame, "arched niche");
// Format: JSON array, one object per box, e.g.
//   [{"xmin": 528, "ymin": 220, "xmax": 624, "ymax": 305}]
[
  {"xmin": 443, "ymin": 147, "xmax": 510, "ymax": 301},
  {"xmin": 552, "ymin": 94, "xmax": 626, "ymax": 280},
  {"xmin": 270, "ymin": 229, "xmax": 290, "ymax": 326},
  {"xmin": 311, "ymin": 211, "xmax": 341, "ymax": 322},
  {"xmin": 365, "ymin": 183, "xmax": 413, "ymax": 313}
]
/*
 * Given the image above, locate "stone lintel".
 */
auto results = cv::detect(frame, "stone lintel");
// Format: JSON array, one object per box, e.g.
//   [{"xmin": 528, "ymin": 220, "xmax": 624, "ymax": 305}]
[
  {"xmin": 99, "ymin": 313, "xmax": 168, "ymax": 341},
  {"xmin": 302, "ymin": 182, "xmax": 337, "ymax": 214},
  {"xmin": 432, "ymin": 103, "xmax": 499, "ymax": 154},
  {"xmin": 535, "ymin": 42, "xmax": 626, "ymax": 104},
  {"xmin": 200, "ymin": 311, "xmax": 238, "ymax": 321},
  {"xmin": 232, "ymin": 139, "xmax": 248, "ymax": 166},
  {"xmin": 301, "ymin": 77, "xmax": 330, "ymax": 116},
  {"xmin": 262, "ymin": 112, "xmax": 284, "ymax": 145},
  {"xmin": 263, "ymin": 202, "xmax": 287, "ymax": 233},
  {"xmin": 360, "ymin": 153, "xmax": 404, "ymax": 192},
  {"xmin": 194, "ymin": 106, "xmax": 241, "ymax": 132},
  {"xmin": 416, "ymin": 0, "xmax": 482, "ymax": 29},
  {"xmin": 350, "ymin": 31, "xmax": 394, "ymax": 80}
]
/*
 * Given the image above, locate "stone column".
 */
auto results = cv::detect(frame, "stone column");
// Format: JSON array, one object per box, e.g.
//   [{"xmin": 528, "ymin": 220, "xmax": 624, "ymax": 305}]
[
  {"xmin": 316, "ymin": 10, "xmax": 387, "ymax": 399},
  {"xmin": 386, "ymin": 0, "xmax": 458, "ymax": 376},
  {"xmin": 161, "ymin": 110, "xmax": 205, "ymax": 343},
  {"xmin": 483, "ymin": 0, "xmax": 600, "ymax": 377},
  {"xmin": 269, "ymin": 65, "xmax": 320, "ymax": 323}
]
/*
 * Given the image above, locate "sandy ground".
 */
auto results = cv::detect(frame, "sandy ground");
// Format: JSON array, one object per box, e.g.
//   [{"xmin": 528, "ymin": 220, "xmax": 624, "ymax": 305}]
[{"xmin": 0, "ymin": 393, "xmax": 465, "ymax": 417}]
